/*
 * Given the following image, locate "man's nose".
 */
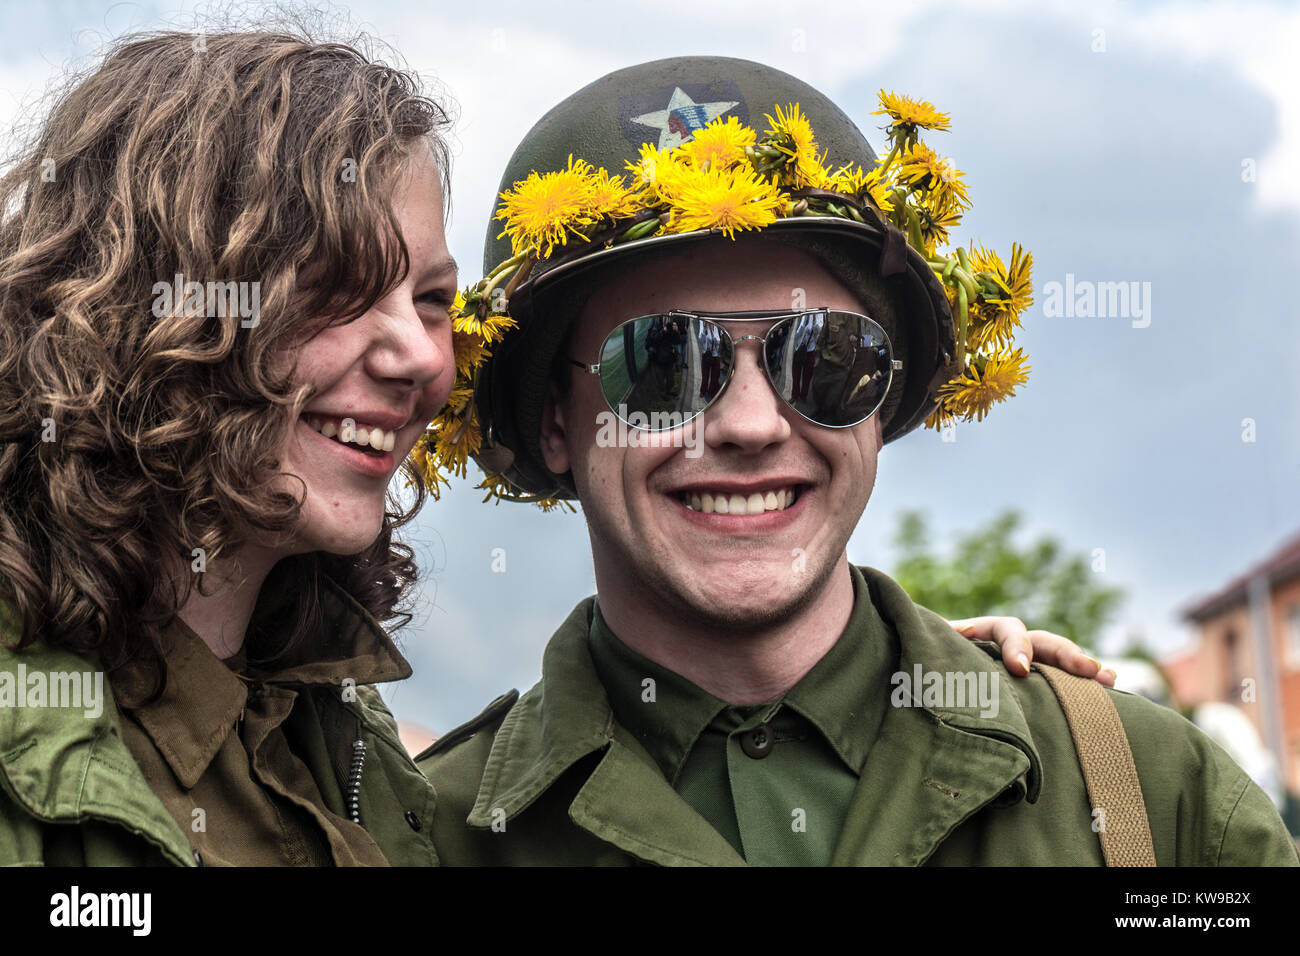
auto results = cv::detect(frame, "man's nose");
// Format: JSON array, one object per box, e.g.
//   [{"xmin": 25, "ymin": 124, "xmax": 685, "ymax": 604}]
[{"xmin": 701, "ymin": 341, "xmax": 791, "ymax": 452}]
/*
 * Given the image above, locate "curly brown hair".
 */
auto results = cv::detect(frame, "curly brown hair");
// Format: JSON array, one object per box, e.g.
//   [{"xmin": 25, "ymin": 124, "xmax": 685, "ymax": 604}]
[{"xmin": 0, "ymin": 28, "xmax": 454, "ymax": 698}]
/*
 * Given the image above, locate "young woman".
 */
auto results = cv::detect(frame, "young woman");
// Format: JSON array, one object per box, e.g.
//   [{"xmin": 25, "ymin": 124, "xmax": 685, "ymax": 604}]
[{"xmin": 0, "ymin": 30, "xmax": 457, "ymax": 865}]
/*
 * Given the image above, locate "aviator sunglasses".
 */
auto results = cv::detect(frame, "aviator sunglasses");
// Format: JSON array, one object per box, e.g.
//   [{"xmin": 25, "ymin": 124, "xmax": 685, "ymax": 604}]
[{"xmin": 568, "ymin": 309, "xmax": 901, "ymax": 430}]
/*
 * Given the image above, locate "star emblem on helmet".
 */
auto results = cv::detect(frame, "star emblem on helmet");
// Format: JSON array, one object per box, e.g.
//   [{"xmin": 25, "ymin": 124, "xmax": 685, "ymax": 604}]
[{"xmin": 631, "ymin": 87, "xmax": 740, "ymax": 150}]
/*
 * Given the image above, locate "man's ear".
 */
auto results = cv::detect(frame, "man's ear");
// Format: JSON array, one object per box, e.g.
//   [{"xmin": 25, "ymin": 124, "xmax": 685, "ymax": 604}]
[{"xmin": 538, "ymin": 383, "xmax": 572, "ymax": 476}]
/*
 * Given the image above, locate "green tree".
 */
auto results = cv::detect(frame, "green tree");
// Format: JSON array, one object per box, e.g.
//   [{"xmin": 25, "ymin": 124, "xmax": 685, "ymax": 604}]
[{"xmin": 891, "ymin": 510, "xmax": 1124, "ymax": 652}]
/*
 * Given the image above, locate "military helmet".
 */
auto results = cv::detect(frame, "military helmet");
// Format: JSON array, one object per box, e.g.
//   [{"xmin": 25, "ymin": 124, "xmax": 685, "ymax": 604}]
[{"xmin": 473, "ymin": 56, "xmax": 958, "ymax": 498}]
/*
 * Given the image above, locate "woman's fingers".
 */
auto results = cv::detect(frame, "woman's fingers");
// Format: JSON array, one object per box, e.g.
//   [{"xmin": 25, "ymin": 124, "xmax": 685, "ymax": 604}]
[{"xmin": 947, "ymin": 617, "xmax": 1117, "ymax": 685}]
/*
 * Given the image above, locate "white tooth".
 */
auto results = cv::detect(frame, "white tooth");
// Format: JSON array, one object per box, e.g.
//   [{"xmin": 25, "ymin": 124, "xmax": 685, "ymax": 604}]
[
  {"xmin": 320, "ymin": 419, "xmax": 337, "ymax": 438},
  {"xmin": 746, "ymin": 493, "xmax": 764, "ymax": 514},
  {"xmin": 339, "ymin": 419, "xmax": 355, "ymax": 443},
  {"xmin": 382, "ymin": 430, "xmax": 395, "ymax": 452},
  {"xmin": 690, "ymin": 493, "xmax": 701, "ymax": 511},
  {"xmin": 306, "ymin": 417, "xmax": 321, "ymax": 432},
  {"xmin": 714, "ymin": 494, "xmax": 729, "ymax": 515},
  {"xmin": 729, "ymin": 494, "xmax": 747, "ymax": 515},
  {"xmin": 354, "ymin": 426, "xmax": 369, "ymax": 445},
  {"xmin": 764, "ymin": 491, "xmax": 779, "ymax": 511},
  {"xmin": 787, "ymin": 487, "xmax": 797, "ymax": 507},
  {"xmin": 701, "ymin": 493, "xmax": 714, "ymax": 514},
  {"xmin": 369, "ymin": 428, "xmax": 385, "ymax": 450}
]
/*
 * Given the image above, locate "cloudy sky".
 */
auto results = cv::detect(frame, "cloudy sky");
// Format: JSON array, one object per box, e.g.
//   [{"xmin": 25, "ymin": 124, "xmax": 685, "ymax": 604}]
[{"xmin": 3, "ymin": 0, "xmax": 1297, "ymax": 734}]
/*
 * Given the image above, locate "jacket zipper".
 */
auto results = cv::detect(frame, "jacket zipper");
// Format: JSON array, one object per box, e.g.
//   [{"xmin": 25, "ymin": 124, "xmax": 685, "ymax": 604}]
[{"xmin": 345, "ymin": 718, "xmax": 367, "ymax": 826}]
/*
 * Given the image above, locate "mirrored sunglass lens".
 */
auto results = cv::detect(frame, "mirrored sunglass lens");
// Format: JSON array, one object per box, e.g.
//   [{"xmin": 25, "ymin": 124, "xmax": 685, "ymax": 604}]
[
  {"xmin": 767, "ymin": 313, "xmax": 891, "ymax": 426},
  {"xmin": 597, "ymin": 316, "xmax": 731, "ymax": 429}
]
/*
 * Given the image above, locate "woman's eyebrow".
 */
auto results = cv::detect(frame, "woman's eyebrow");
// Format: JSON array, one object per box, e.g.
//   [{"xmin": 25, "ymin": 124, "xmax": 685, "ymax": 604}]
[{"xmin": 417, "ymin": 256, "xmax": 459, "ymax": 284}]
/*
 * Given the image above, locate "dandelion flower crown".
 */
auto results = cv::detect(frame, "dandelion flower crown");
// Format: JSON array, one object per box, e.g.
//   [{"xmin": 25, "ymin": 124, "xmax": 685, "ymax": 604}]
[{"xmin": 409, "ymin": 91, "xmax": 1033, "ymax": 512}]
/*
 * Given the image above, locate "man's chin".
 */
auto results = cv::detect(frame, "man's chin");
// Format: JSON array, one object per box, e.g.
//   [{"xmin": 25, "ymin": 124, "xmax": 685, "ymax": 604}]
[{"xmin": 665, "ymin": 564, "xmax": 828, "ymax": 633}]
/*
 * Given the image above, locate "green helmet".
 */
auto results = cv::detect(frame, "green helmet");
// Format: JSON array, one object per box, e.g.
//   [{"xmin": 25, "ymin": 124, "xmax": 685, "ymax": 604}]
[{"xmin": 474, "ymin": 56, "xmax": 957, "ymax": 498}]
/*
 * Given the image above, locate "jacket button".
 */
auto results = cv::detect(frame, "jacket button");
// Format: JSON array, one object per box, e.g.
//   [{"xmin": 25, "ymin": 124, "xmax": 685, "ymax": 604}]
[
  {"xmin": 193, "ymin": 850, "xmax": 204, "ymax": 867},
  {"xmin": 404, "ymin": 810, "xmax": 422, "ymax": 831},
  {"xmin": 740, "ymin": 723, "xmax": 774, "ymax": 759}
]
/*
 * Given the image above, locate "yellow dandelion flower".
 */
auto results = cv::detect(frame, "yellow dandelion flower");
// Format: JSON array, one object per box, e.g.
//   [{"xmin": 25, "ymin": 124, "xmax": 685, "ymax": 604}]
[
  {"xmin": 914, "ymin": 191, "xmax": 965, "ymax": 254},
  {"xmin": 430, "ymin": 409, "xmax": 482, "ymax": 479},
  {"xmin": 679, "ymin": 116, "xmax": 755, "ymax": 170},
  {"xmin": 533, "ymin": 495, "xmax": 578, "ymax": 513},
  {"xmin": 896, "ymin": 143, "xmax": 969, "ymax": 206},
  {"xmin": 452, "ymin": 329, "xmax": 489, "ymax": 380},
  {"xmin": 476, "ymin": 471, "xmax": 517, "ymax": 504},
  {"xmin": 762, "ymin": 103, "xmax": 832, "ymax": 189},
  {"xmin": 453, "ymin": 306, "xmax": 518, "ymax": 342},
  {"xmin": 828, "ymin": 163, "xmax": 894, "ymax": 214},
  {"xmin": 924, "ymin": 406, "xmax": 957, "ymax": 432},
  {"xmin": 588, "ymin": 167, "xmax": 638, "ymax": 220},
  {"xmin": 625, "ymin": 142, "xmax": 687, "ymax": 204},
  {"xmin": 438, "ymin": 384, "xmax": 476, "ymax": 417},
  {"xmin": 495, "ymin": 155, "xmax": 600, "ymax": 257},
  {"xmin": 935, "ymin": 349, "xmax": 1030, "ymax": 422},
  {"xmin": 665, "ymin": 163, "xmax": 786, "ymax": 239},
  {"xmin": 874, "ymin": 91, "xmax": 951, "ymax": 149},
  {"xmin": 402, "ymin": 433, "xmax": 450, "ymax": 497},
  {"xmin": 967, "ymin": 242, "xmax": 1034, "ymax": 349}
]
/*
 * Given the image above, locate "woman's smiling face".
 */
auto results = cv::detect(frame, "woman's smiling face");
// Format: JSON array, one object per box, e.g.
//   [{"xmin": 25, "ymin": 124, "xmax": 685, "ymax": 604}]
[{"xmin": 277, "ymin": 143, "xmax": 457, "ymax": 557}]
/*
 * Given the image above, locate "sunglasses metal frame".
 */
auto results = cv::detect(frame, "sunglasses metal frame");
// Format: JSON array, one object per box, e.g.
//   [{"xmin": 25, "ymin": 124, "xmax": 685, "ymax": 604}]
[{"xmin": 568, "ymin": 308, "xmax": 902, "ymax": 431}]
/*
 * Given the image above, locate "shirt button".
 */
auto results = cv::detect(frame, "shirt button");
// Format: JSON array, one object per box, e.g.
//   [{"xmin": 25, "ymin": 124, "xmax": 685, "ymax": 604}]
[
  {"xmin": 740, "ymin": 723, "xmax": 775, "ymax": 759},
  {"xmin": 404, "ymin": 810, "xmax": 422, "ymax": 831}
]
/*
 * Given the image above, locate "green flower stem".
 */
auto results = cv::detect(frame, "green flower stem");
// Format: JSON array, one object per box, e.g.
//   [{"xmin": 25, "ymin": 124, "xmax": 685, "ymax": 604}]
[
  {"xmin": 955, "ymin": 245, "xmax": 972, "ymax": 278},
  {"xmin": 484, "ymin": 250, "xmax": 528, "ymax": 282},
  {"xmin": 951, "ymin": 265, "xmax": 979, "ymax": 309},
  {"xmin": 955, "ymin": 282, "xmax": 969, "ymax": 359},
  {"xmin": 878, "ymin": 143, "xmax": 902, "ymax": 178},
  {"xmin": 618, "ymin": 217, "xmax": 662, "ymax": 242},
  {"xmin": 904, "ymin": 203, "xmax": 926, "ymax": 253},
  {"xmin": 501, "ymin": 254, "xmax": 537, "ymax": 301},
  {"xmin": 477, "ymin": 255, "xmax": 529, "ymax": 315}
]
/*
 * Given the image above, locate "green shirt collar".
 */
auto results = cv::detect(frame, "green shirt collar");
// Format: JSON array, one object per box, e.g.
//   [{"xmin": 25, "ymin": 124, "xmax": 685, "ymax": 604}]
[{"xmin": 588, "ymin": 565, "xmax": 897, "ymax": 784}]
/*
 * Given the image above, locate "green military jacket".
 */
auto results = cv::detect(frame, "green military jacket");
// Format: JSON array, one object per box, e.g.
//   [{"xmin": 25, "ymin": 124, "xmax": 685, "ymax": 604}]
[
  {"xmin": 420, "ymin": 566, "xmax": 1300, "ymax": 866},
  {"xmin": 0, "ymin": 585, "xmax": 438, "ymax": 867}
]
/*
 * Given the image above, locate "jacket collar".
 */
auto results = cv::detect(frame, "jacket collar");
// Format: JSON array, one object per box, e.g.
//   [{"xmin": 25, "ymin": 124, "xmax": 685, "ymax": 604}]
[
  {"xmin": 0, "ymin": 572, "xmax": 410, "ymax": 862},
  {"xmin": 112, "ymin": 572, "xmax": 411, "ymax": 789},
  {"xmin": 830, "ymin": 567, "xmax": 1042, "ymax": 864},
  {"xmin": 0, "ymin": 636, "xmax": 195, "ymax": 866},
  {"xmin": 467, "ymin": 565, "xmax": 1044, "ymax": 866}
]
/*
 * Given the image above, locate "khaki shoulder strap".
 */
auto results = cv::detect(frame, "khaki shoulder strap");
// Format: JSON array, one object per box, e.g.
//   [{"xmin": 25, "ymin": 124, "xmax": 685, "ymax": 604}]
[{"xmin": 1032, "ymin": 663, "xmax": 1157, "ymax": 866}]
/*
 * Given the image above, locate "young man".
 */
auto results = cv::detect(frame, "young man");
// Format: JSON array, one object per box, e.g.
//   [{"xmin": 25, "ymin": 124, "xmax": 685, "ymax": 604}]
[{"xmin": 418, "ymin": 57, "xmax": 1298, "ymax": 865}]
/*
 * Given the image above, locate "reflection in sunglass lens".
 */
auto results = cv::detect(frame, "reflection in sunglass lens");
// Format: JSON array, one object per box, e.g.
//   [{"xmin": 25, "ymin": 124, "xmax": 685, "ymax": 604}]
[
  {"xmin": 766, "ymin": 312, "xmax": 891, "ymax": 427},
  {"xmin": 597, "ymin": 315, "xmax": 732, "ymax": 426}
]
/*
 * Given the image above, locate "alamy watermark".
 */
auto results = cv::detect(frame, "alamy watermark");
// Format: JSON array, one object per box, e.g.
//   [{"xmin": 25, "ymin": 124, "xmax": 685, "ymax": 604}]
[
  {"xmin": 1040, "ymin": 273, "xmax": 1151, "ymax": 328},
  {"xmin": 0, "ymin": 665, "xmax": 104, "ymax": 718},
  {"xmin": 151, "ymin": 273, "xmax": 260, "ymax": 328},
  {"xmin": 50, "ymin": 886, "xmax": 150, "ymax": 936},
  {"xmin": 890, "ymin": 664, "xmax": 1000, "ymax": 718},
  {"xmin": 595, "ymin": 405, "xmax": 702, "ymax": 458}
]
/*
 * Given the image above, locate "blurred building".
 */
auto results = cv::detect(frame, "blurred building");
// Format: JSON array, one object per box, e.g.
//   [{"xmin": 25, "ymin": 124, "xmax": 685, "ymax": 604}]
[{"xmin": 1168, "ymin": 532, "xmax": 1300, "ymax": 810}]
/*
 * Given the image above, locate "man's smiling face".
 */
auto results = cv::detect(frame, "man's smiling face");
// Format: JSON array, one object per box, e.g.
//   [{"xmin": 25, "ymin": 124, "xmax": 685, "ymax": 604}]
[{"xmin": 539, "ymin": 238, "xmax": 883, "ymax": 632}]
